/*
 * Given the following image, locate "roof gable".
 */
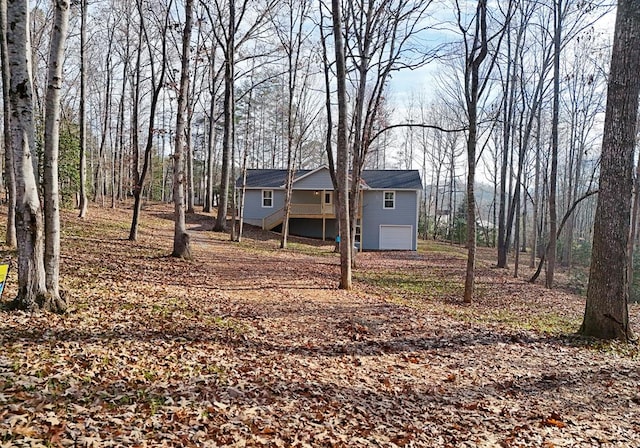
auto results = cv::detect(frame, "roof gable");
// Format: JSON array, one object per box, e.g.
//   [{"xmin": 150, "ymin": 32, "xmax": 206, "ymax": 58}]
[{"xmin": 290, "ymin": 166, "xmax": 335, "ymax": 189}]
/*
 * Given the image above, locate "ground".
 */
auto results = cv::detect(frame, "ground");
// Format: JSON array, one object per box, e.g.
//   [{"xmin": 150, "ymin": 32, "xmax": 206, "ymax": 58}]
[{"xmin": 0, "ymin": 204, "xmax": 638, "ymax": 447}]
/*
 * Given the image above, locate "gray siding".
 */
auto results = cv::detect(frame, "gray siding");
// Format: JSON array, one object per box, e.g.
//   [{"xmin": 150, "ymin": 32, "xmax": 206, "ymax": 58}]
[
  {"xmin": 361, "ymin": 190, "xmax": 418, "ymax": 250},
  {"xmin": 242, "ymin": 189, "xmax": 285, "ymax": 224},
  {"xmin": 292, "ymin": 169, "xmax": 334, "ymax": 190}
]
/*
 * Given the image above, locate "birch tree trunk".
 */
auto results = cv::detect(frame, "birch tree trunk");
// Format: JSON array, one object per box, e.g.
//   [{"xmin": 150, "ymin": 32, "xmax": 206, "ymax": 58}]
[
  {"xmin": 171, "ymin": 0, "xmax": 193, "ymax": 259},
  {"xmin": 42, "ymin": 0, "xmax": 70, "ymax": 312},
  {"xmin": 581, "ymin": 0, "xmax": 640, "ymax": 341},
  {"xmin": 6, "ymin": 0, "xmax": 48, "ymax": 311}
]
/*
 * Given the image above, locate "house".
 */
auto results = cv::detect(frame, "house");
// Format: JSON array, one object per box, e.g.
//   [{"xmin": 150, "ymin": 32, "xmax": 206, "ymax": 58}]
[{"xmin": 237, "ymin": 167, "xmax": 422, "ymax": 251}]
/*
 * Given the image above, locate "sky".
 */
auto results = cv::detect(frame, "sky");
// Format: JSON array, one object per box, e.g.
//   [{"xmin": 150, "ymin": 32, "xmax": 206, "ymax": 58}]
[{"xmin": 387, "ymin": 1, "xmax": 618, "ymax": 116}]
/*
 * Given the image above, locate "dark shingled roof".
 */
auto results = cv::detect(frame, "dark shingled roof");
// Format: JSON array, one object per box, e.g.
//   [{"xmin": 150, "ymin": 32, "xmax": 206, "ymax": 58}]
[
  {"xmin": 238, "ymin": 169, "xmax": 310, "ymax": 188},
  {"xmin": 361, "ymin": 170, "xmax": 422, "ymax": 190},
  {"xmin": 239, "ymin": 168, "xmax": 422, "ymax": 190}
]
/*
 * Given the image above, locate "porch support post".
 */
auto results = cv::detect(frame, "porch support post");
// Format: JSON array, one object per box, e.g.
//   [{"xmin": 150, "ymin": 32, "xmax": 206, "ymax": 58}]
[
  {"xmin": 358, "ymin": 190, "xmax": 364, "ymax": 252},
  {"xmin": 322, "ymin": 190, "xmax": 326, "ymax": 241},
  {"xmin": 323, "ymin": 217, "xmax": 326, "ymax": 241}
]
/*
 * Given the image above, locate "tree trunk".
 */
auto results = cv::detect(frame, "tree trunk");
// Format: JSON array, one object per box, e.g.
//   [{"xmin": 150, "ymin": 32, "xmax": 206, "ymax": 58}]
[
  {"xmin": 0, "ymin": 0, "xmax": 16, "ymax": 246},
  {"xmin": 279, "ymin": 1, "xmax": 309, "ymax": 249},
  {"xmin": 237, "ymin": 144, "xmax": 248, "ymax": 243},
  {"xmin": 204, "ymin": 82, "xmax": 216, "ymax": 213},
  {"xmin": 171, "ymin": 0, "xmax": 193, "ymax": 259},
  {"xmin": 203, "ymin": 42, "xmax": 218, "ymax": 214},
  {"xmin": 463, "ymin": 0, "xmax": 491, "ymax": 303},
  {"xmin": 78, "ymin": 0, "xmax": 88, "ymax": 218},
  {"xmin": 128, "ymin": 17, "xmax": 143, "ymax": 241},
  {"xmin": 497, "ymin": 22, "xmax": 513, "ymax": 269},
  {"xmin": 214, "ymin": 2, "xmax": 235, "ymax": 233},
  {"xmin": 627, "ymin": 153, "xmax": 640, "ymax": 301},
  {"xmin": 42, "ymin": 0, "xmax": 70, "ymax": 312},
  {"xmin": 6, "ymin": 0, "xmax": 48, "ymax": 311},
  {"xmin": 186, "ymin": 111, "xmax": 195, "ymax": 214},
  {"xmin": 513, "ymin": 193, "xmax": 520, "ymax": 278},
  {"xmin": 546, "ymin": 0, "xmax": 561, "ymax": 289},
  {"xmin": 129, "ymin": 0, "xmax": 171, "ymax": 241},
  {"xmin": 331, "ymin": 0, "xmax": 351, "ymax": 290},
  {"xmin": 115, "ymin": 59, "xmax": 128, "ymax": 203},
  {"xmin": 530, "ymin": 111, "xmax": 541, "ymax": 269},
  {"xmin": 581, "ymin": 0, "xmax": 640, "ymax": 341},
  {"xmin": 92, "ymin": 28, "xmax": 114, "ymax": 206}
]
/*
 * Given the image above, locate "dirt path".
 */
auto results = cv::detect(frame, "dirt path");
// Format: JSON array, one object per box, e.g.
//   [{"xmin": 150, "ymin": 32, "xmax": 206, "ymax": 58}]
[{"xmin": 1, "ymin": 204, "xmax": 638, "ymax": 447}]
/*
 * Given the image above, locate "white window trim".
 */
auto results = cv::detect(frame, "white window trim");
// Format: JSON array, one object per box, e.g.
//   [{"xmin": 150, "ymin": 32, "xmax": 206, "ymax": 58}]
[
  {"xmin": 262, "ymin": 189, "xmax": 274, "ymax": 208},
  {"xmin": 383, "ymin": 191, "xmax": 396, "ymax": 209},
  {"xmin": 324, "ymin": 191, "xmax": 333, "ymax": 205}
]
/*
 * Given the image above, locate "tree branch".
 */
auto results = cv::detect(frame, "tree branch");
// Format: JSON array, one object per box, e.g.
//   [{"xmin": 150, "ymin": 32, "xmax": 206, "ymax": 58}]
[
  {"xmin": 528, "ymin": 189, "xmax": 599, "ymax": 283},
  {"xmin": 369, "ymin": 122, "xmax": 467, "ymax": 145}
]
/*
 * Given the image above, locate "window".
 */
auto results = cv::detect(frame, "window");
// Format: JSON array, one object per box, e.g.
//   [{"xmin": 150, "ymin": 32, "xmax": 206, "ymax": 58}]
[
  {"xmin": 262, "ymin": 190, "xmax": 273, "ymax": 208},
  {"xmin": 324, "ymin": 192, "xmax": 333, "ymax": 205},
  {"xmin": 383, "ymin": 191, "xmax": 395, "ymax": 209}
]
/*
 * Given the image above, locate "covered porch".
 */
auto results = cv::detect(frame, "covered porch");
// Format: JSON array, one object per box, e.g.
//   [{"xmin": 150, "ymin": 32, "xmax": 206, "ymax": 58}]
[{"xmin": 261, "ymin": 190, "xmax": 361, "ymax": 243}]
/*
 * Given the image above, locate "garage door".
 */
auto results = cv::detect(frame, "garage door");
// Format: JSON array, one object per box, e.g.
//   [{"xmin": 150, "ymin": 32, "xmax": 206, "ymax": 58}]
[{"xmin": 379, "ymin": 225, "xmax": 413, "ymax": 250}]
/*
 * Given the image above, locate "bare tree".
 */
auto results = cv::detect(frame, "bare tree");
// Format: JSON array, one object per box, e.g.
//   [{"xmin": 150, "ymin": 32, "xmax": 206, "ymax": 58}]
[
  {"xmin": 497, "ymin": 0, "xmax": 551, "ymax": 269},
  {"xmin": 77, "ymin": 0, "xmax": 88, "ymax": 217},
  {"xmin": 206, "ymin": 0, "xmax": 278, "ymax": 232},
  {"xmin": 129, "ymin": 0, "xmax": 173, "ymax": 241},
  {"xmin": 343, "ymin": 0, "xmax": 434, "ymax": 262},
  {"xmin": 171, "ymin": 0, "xmax": 193, "ymax": 259},
  {"xmin": 545, "ymin": 0, "xmax": 563, "ymax": 289},
  {"xmin": 113, "ymin": 1, "xmax": 134, "ymax": 205},
  {"xmin": 274, "ymin": 0, "xmax": 313, "ymax": 249},
  {"xmin": 6, "ymin": 0, "xmax": 48, "ymax": 311},
  {"xmin": 42, "ymin": 0, "xmax": 71, "ymax": 311},
  {"xmin": 202, "ymin": 43, "xmax": 221, "ymax": 213},
  {"xmin": 91, "ymin": 18, "xmax": 116, "ymax": 206},
  {"xmin": 331, "ymin": 0, "xmax": 352, "ymax": 289},
  {"xmin": 456, "ymin": 0, "xmax": 512, "ymax": 302}
]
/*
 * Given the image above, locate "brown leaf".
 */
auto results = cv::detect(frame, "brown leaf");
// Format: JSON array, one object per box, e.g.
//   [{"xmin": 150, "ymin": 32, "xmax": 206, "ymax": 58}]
[{"xmin": 542, "ymin": 417, "xmax": 567, "ymax": 428}]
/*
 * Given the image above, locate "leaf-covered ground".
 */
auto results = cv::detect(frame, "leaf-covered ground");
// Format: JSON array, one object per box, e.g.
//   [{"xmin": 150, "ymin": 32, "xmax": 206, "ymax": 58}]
[{"xmin": 1, "ymin": 204, "xmax": 639, "ymax": 447}]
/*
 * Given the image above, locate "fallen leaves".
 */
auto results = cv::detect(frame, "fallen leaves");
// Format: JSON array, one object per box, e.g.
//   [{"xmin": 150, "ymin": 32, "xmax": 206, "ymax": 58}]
[
  {"xmin": 0, "ymin": 204, "xmax": 638, "ymax": 446},
  {"xmin": 541, "ymin": 412, "xmax": 567, "ymax": 429}
]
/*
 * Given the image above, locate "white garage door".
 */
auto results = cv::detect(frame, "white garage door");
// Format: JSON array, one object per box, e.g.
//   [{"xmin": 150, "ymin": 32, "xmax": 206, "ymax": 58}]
[{"xmin": 379, "ymin": 225, "xmax": 413, "ymax": 250}]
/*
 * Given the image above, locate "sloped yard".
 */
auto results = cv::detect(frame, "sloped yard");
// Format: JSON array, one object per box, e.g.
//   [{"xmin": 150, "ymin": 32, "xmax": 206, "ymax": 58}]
[{"xmin": 0, "ymin": 204, "xmax": 638, "ymax": 447}]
